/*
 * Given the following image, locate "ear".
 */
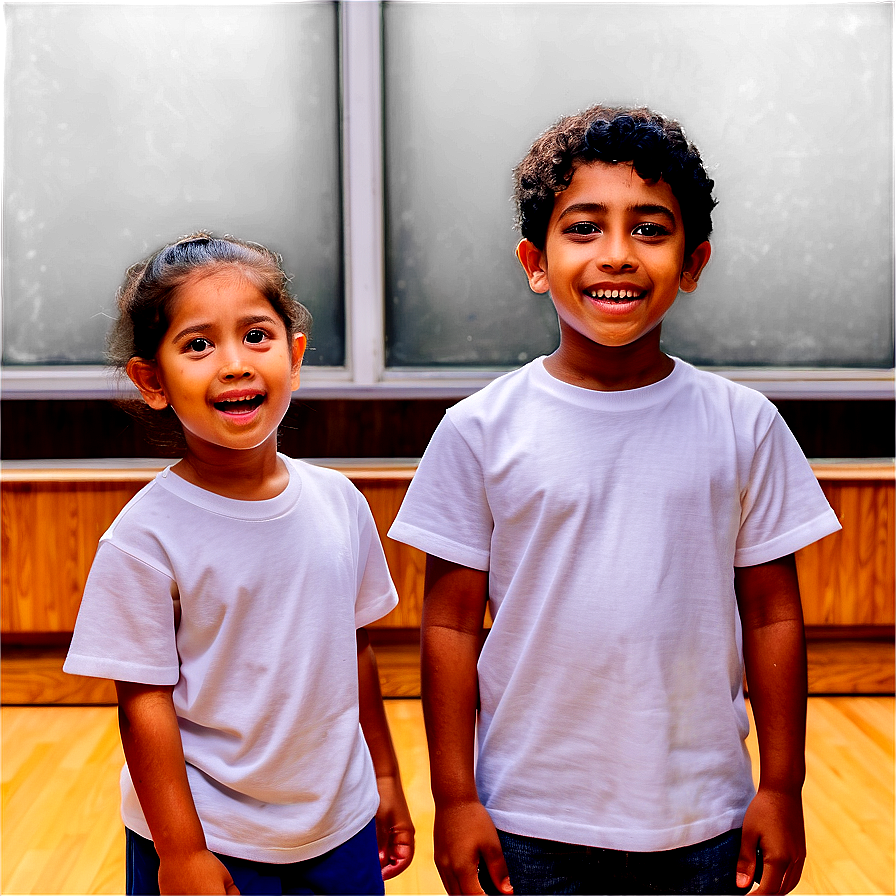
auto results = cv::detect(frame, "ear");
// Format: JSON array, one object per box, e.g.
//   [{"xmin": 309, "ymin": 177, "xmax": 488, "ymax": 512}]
[
  {"xmin": 126, "ymin": 358, "xmax": 169, "ymax": 410},
  {"xmin": 290, "ymin": 333, "xmax": 306, "ymax": 391},
  {"xmin": 680, "ymin": 241, "xmax": 712, "ymax": 294},
  {"xmin": 516, "ymin": 239, "xmax": 551, "ymax": 294}
]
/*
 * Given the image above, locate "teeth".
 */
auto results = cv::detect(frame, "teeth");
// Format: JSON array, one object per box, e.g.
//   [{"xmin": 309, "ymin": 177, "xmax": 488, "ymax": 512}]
[
  {"xmin": 215, "ymin": 395, "xmax": 264, "ymax": 410},
  {"xmin": 587, "ymin": 289, "xmax": 640, "ymax": 300}
]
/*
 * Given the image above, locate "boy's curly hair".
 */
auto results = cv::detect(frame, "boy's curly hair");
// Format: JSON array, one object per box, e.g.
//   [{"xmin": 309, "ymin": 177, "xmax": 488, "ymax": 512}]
[{"xmin": 513, "ymin": 105, "xmax": 717, "ymax": 257}]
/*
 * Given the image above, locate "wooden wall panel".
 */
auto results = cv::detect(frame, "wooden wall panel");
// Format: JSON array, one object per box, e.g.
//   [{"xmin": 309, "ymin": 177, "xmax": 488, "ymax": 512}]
[
  {"xmin": 2, "ymin": 462, "xmax": 893, "ymax": 638},
  {"xmin": 0, "ymin": 467, "xmax": 425, "ymax": 636},
  {"xmin": 1, "ymin": 461, "xmax": 893, "ymax": 700},
  {"xmin": 2, "ymin": 481, "xmax": 145, "ymax": 634},
  {"xmin": 354, "ymin": 479, "xmax": 424, "ymax": 628},
  {"xmin": 797, "ymin": 478, "xmax": 895, "ymax": 626}
]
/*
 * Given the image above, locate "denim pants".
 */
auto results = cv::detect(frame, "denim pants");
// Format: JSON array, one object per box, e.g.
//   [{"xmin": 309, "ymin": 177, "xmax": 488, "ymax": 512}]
[
  {"xmin": 125, "ymin": 819, "xmax": 384, "ymax": 895},
  {"xmin": 480, "ymin": 828, "xmax": 761, "ymax": 895}
]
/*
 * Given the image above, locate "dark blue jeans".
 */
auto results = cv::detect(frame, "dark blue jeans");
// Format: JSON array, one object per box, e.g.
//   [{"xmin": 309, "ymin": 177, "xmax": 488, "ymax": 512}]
[
  {"xmin": 480, "ymin": 828, "xmax": 761, "ymax": 895},
  {"xmin": 125, "ymin": 819, "xmax": 384, "ymax": 895}
]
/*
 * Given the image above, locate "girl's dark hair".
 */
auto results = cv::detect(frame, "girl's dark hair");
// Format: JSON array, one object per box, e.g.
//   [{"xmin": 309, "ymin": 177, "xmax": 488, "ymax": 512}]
[
  {"xmin": 109, "ymin": 232, "xmax": 311, "ymax": 451},
  {"xmin": 513, "ymin": 105, "xmax": 717, "ymax": 258}
]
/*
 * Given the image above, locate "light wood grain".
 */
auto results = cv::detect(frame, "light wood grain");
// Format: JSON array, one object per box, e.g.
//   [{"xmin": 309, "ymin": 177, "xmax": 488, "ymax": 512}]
[
  {"xmin": 3, "ymin": 462, "xmax": 893, "ymax": 637},
  {"xmin": 2, "ymin": 632, "xmax": 892, "ymax": 706},
  {"xmin": 796, "ymin": 478, "xmax": 895, "ymax": 626},
  {"xmin": 1, "ymin": 699, "xmax": 892, "ymax": 895}
]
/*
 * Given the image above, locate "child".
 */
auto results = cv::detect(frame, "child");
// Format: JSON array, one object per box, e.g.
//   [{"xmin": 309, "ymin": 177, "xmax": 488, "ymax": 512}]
[
  {"xmin": 388, "ymin": 106, "xmax": 841, "ymax": 895},
  {"xmin": 64, "ymin": 233, "xmax": 414, "ymax": 895}
]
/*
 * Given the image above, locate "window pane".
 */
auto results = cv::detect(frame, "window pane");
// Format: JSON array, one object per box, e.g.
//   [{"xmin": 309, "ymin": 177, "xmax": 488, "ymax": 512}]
[
  {"xmin": 4, "ymin": 2, "xmax": 343, "ymax": 367},
  {"xmin": 383, "ymin": 2, "xmax": 893, "ymax": 369}
]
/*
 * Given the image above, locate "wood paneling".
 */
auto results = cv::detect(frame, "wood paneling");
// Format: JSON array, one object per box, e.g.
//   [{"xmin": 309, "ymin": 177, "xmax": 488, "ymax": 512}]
[
  {"xmin": 0, "ymin": 464, "xmax": 422, "ymax": 636},
  {"xmin": 2, "ymin": 480, "xmax": 149, "ymax": 633},
  {"xmin": 797, "ymin": 474, "xmax": 895, "ymax": 626},
  {"xmin": 2, "ymin": 460, "xmax": 893, "ymax": 700}
]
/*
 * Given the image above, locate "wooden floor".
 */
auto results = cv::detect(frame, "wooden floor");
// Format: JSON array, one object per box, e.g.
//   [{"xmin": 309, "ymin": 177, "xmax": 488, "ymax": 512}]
[{"xmin": 2, "ymin": 698, "xmax": 893, "ymax": 896}]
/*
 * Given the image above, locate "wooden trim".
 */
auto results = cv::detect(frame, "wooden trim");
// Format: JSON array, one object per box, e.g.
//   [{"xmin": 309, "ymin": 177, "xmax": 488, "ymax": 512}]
[
  {"xmin": 810, "ymin": 460, "xmax": 895, "ymax": 481},
  {"xmin": 0, "ymin": 459, "xmax": 420, "ymax": 484},
  {"xmin": 2, "ymin": 457, "xmax": 893, "ymax": 483}
]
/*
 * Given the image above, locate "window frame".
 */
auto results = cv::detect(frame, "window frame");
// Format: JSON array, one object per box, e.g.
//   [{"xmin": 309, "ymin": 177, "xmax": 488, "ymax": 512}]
[{"xmin": 1, "ymin": 1, "xmax": 892, "ymax": 401}]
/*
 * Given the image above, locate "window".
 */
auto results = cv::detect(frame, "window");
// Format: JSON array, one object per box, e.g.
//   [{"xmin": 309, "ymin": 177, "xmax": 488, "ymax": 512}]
[
  {"xmin": 3, "ymin": 1, "xmax": 344, "ymax": 374},
  {"xmin": 3, "ymin": 2, "xmax": 893, "ymax": 400}
]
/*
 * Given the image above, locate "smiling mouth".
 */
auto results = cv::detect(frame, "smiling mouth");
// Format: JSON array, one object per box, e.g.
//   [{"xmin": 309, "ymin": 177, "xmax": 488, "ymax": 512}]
[
  {"xmin": 586, "ymin": 288, "xmax": 645, "ymax": 301},
  {"xmin": 213, "ymin": 395, "xmax": 265, "ymax": 414}
]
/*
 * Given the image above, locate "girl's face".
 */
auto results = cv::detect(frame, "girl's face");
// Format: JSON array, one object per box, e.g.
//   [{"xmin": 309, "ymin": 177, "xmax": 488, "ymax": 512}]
[{"xmin": 128, "ymin": 268, "xmax": 304, "ymax": 460}]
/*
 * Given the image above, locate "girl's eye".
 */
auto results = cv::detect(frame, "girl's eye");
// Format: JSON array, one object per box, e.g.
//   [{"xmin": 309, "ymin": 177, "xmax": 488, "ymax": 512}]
[
  {"xmin": 566, "ymin": 222, "xmax": 600, "ymax": 236},
  {"xmin": 245, "ymin": 329, "xmax": 268, "ymax": 345},
  {"xmin": 633, "ymin": 222, "xmax": 669, "ymax": 238},
  {"xmin": 186, "ymin": 337, "xmax": 211, "ymax": 353}
]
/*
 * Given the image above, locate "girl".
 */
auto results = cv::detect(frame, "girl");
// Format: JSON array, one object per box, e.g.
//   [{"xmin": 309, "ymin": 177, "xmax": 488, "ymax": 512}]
[{"xmin": 64, "ymin": 233, "xmax": 414, "ymax": 895}]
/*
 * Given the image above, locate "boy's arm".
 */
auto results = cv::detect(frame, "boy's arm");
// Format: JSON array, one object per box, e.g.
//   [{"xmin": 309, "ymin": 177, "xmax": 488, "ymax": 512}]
[
  {"xmin": 357, "ymin": 628, "xmax": 415, "ymax": 879},
  {"xmin": 734, "ymin": 554, "xmax": 807, "ymax": 896},
  {"xmin": 422, "ymin": 555, "xmax": 512, "ymax": 896},
  {"xmin": 115, "ymin": 681, "xmax": 239, "ymax": 895}
]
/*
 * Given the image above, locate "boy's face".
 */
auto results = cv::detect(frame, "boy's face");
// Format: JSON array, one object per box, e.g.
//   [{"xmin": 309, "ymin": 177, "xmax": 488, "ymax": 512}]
[{"xmin": 517, "ymin": 161, "xmax": 710, "ymax": 352}]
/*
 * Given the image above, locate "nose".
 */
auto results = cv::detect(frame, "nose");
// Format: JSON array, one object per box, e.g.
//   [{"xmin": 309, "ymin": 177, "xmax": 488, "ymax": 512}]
[
  {"xmin": 599, "ymin": 232, "xmax": 637, "ymax": 272},
  {"xmin": 218, "ymin": 349, "xmax": 254, "ymax": 381}
]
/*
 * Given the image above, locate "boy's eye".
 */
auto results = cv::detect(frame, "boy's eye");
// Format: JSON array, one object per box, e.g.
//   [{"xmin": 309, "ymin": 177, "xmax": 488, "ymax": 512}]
[
  {"xmin": 186, "ymin": 337, "xmax": 211, "ymax": 353},
  {"xmin": 633, "ymin": 222, "xmax": 669, "ymax": 238},
  {"xmin": 245, "ymin": 329, "xmax": 268, "ymax": 345},
  {"xmin": 565, "ymin": 222, "xmax": 600, "ymax": 236}
]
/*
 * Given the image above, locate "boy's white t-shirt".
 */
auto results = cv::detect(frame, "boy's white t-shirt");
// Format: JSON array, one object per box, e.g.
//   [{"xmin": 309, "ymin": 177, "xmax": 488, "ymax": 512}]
[
  {"xmin": 389, "ymin": 357, "xmax": 841, "ymax": 852},
  {"xmin": 64, "ymin": 456, "xmax": 398, "ymax": 864}
]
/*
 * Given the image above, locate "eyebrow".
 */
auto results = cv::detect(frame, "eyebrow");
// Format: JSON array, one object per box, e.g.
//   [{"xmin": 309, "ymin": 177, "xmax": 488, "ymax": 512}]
[
  {"xmin": 557, "ymin": 202, "xmax": 678, "ymax": 225},
  {"xmin": 171, "ymin": 314, "xmax": 279, "ymax": 345}
]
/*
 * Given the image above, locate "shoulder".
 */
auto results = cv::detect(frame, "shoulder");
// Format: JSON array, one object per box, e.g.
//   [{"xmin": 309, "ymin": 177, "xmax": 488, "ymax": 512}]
[
  {"xmin": 102, "ymin": 473, "xmax": 179, "ymax": 540},
  {"xmin": 446, "ymin": 359, "xmax": 543, "ymax": 428},
  {"xmin": 283, "ymin": 457, "xmax": 359, "ymax": 491},
  {"xmin": 673, "ymin": 360, "xmax": 778, "ymax": 429},
  {"xmin": 88, "ymin": 475, "xmax": 184, "ymax": 578},
  {"xmin": 281, "ymin": 457, "xmax": 369, "ymax": 513}
]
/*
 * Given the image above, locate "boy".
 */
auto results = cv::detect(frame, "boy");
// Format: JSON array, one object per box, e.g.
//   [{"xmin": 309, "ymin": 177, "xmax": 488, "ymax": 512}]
[{"xmin": 388, "ymin": 105, "xmax": 841, "ymax": 895}]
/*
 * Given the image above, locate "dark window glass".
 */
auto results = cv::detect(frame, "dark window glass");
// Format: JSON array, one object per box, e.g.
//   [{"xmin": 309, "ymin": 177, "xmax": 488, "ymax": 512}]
[
  {"xmin": 4, "ymin": 2, "xmax": 344, "ymax": 366},
  {"xmin": 383, "ymin": 2, "xmax": 893, "ymax": 369}
]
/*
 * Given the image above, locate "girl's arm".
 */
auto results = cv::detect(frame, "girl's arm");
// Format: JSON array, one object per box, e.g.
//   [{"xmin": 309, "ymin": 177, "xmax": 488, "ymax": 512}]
[
  {"xmin": 115, "ymin": 681, "xmax": 239, "ymax": 895},
  {"xmin": 421, "ymin": 555, "xmax": 512, "ymax": 896},
  {"xmin": 734, "ymin": 554, "xmax": 807, "ymax": 896},
  {"xmin": 356, "ymin": 628, "xmax": 415, "ymax": 879}
]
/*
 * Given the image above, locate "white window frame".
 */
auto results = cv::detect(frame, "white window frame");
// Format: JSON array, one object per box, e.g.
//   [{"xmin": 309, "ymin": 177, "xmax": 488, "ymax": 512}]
[{"xmin": 1, "ymin": 1, "xmax": 893, "ymax": 401}]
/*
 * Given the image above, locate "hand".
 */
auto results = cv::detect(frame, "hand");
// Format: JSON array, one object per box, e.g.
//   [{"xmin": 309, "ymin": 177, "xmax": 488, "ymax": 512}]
[
  {"xmin": 158, "ymin": 849, "xmax": 240, "ymax": 895},
  {"xmin": 375, "ymin": 774, "xmax": 416, "ymax": 879},
  {"xmin": 736, "ymin": 787, "xmax": 805, "ymax": 894},
  {"xmin": 433, "ymin": 799, "xmax": 512, "ymax": 895}
]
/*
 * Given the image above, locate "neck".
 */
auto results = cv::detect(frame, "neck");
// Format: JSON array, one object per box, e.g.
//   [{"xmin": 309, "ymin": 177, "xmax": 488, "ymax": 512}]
[
  {"xmin": 173, "ymin": 437, "xmax": 288, "ymax": 501},
  {"xmin": 544, "ymin": 324, "xmax": 674, "ymax": 391}
]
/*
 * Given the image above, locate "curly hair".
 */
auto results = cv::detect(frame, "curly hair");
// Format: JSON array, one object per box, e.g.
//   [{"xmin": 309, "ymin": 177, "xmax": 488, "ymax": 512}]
[
  {"xmin": 513, "ymin": 105, "xmax": 717, "ymax": 257},
  {"xmin": 108, "ymin": 232, "xmax": 312, "ymax": 451}
]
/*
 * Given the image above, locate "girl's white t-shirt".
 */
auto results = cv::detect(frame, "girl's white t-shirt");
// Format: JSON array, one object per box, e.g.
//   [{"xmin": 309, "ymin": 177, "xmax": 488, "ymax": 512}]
[
  {"xmin": 389, "ymin": 357, "xmax": 841, "ymax": 852},
  {"xmin": 65, "ymin": 456, "xmax": 398, "ymax": 863}
]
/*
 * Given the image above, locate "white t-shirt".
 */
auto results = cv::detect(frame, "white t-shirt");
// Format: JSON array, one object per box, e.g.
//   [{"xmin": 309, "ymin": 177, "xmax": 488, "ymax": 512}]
[
  {"xmin": 65, "ymin": 456, "xmax": 398, "ymax": 863},
  {"xmin": 389, "ymin": 357, "xmax": 840, "ymax": 852}
]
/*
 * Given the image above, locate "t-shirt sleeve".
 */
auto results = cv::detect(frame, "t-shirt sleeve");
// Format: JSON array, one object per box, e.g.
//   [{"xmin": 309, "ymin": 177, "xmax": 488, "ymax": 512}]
[
  {"xmin": 353, "ymin": 495, "xmax": 400, "ymax": 628},
  {"xmin": 388, "ymin": 414, "xmax": 493, "ymax": 571},
  {"xmin": 734, "ymin": 411, "xmax": 842, "ymax": 567},
  {"xmin": 63, "ymin": 540, "xmax": 180, "ymax": 684}
]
